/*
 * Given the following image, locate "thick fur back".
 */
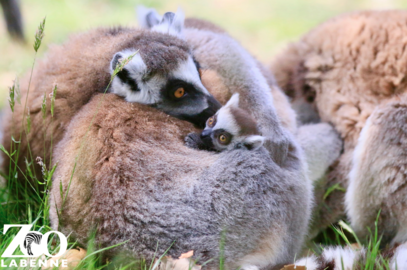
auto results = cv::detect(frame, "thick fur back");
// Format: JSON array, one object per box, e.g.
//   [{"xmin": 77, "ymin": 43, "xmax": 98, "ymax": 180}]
[
  {"xmin": 271, "ymin": 10, "xmax": 407, "ymax": 238},
  {"xmin": 50, "ymin": 94, "xmax": 310, "ymax": 269},
  {"xmin": 48, "ymin": 18, "xmax": 312, "ymax": 269},
  {"xmin": 1, "ymin": 26, "xmax": 189, "ymax": 187},
  {"xmin": 271, "ymin": 10, "xmax": 407, "ymax": 146}
]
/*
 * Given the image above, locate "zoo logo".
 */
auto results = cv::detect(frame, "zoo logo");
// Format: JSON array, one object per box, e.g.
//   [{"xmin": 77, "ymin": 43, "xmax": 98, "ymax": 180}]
[{"xmin": 2, "ymin": 224, "xmax": 68, "ymax": 258}]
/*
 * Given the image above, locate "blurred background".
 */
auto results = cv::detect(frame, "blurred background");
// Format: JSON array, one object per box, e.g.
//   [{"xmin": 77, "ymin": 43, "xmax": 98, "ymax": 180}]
[{"xmin": 1, "ymin": 0, "xmax": 406, "ymax": 109}]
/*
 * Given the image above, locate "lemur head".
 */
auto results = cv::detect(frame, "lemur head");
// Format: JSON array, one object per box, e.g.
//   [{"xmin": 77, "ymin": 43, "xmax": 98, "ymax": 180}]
[
  {"xmin": 200, "ymin": 94, "xmax": 265, "ymax": 152},
  {"xmin": 109, "ymin": 7, "xmax": 221, "ymax": 128}
]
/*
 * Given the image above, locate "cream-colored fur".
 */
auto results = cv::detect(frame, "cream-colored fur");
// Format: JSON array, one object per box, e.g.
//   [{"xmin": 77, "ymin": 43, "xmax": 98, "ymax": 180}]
[{"xmin": 271, "ymin": 10, "xmax": 407, "ymax": 242}]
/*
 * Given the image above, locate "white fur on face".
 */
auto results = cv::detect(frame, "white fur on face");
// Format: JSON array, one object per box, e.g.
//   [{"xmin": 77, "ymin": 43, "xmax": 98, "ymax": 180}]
[
  {"xmin": 210, "ymin": 94, "xmax": 264, "ymax": 151},
  {"xmin": 110, "ymin": 49, "xmax": 166, "ymax": 104},
  {"xmin": 111, "ymin": 54, "xmax": 208, "ymax": 107},
  {"xmin": 171, "ymin": 56, "xmax": 209, "ymax": 95},
  {"xmin": 214, "ymin": 107, "xmax": 240, "ymax": 137}
]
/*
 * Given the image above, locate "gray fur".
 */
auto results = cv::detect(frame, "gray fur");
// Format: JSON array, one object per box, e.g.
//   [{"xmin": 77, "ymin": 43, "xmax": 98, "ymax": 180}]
[
  {"xmin": 346, "ymin": 98, "xmax": 407, "ymax": 245},
  {"xmin": 137, "ymin": 6, "xmax": 162, "ymax": 28},
  {"xmin": 109, "ymin": 15, "xmax": 221, "ymax": 128},
  {"xmin": 49, "ymin": 9, "xmax": 343, "ymax": 270},
  {"xmin": 296, "ymin": 123, "xmax": 342, "ymax": 182}
]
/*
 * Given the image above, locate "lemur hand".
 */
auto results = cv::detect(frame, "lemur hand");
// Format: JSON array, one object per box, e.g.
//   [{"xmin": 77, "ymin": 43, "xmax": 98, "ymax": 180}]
[{"xmin": 185, "ymin": 132, "xmax": 204, "ymax": 149}]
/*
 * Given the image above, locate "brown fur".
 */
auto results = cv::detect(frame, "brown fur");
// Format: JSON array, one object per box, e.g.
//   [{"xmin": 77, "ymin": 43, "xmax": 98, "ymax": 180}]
[
  {"xmin": 229, "ymin": 107, "xmax": 259, "ymax": 136},
  {"xmin": 271, "ymin": 10, "xmax": 407, "ymax": 240},
  {"xmin": 50, "ymin": 94, "xmax": 213, "ymax": 251},
  {"xmin": 1, "ymin": 26, "xmax": 190, "ymax": 189},
  {"xmin": 2, "ymin": 19, "xmax": 295, "ymax": 192}
]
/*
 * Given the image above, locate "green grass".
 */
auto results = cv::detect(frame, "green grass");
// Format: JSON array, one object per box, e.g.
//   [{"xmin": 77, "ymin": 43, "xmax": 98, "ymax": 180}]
[
  {"xmin": 0, "ymin": 20, "xmax": 202, "ymax": 269},
  {"xmin": 0, "ymin": 19, "xmax": 140, "ymax": 269}
]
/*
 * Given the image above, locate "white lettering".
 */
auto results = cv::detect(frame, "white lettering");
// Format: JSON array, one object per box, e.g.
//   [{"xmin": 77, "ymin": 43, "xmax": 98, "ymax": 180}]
[
  {"xmin": 42, "ymin": 231, "xmax": 68, "ymax": 257},
  {"xmin": 50, "ymin": 259, "xmax": 59, "ymax": 267},
  {"xmin": 39, "ymin": 259, "xmax": 47, "ymax": 267},
  {"xmin": 20, "ymin": 259, "xmax": 27, "ymax": 267},
  {"xmin": 2, "ymin": 224, "xmax": 33, "ymax": 257}
]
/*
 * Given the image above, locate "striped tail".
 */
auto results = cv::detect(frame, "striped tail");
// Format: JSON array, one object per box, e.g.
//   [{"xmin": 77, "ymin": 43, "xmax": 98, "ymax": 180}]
[{"xmin": 294, "ymin": 243, "xmax": 407, "ymax": 270}]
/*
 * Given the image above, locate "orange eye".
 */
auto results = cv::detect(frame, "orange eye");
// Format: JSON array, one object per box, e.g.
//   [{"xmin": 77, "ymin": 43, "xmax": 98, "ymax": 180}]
[
  {"xmin": 207, "ymin": 117, "xmax": 214, "ymax": 127},
  {"xmin": 217, "ymin": 132, "xmax": 231, "ymax": 145},
  {"xmin": 174, "ymin": 87, "xmax": 185, "ymax": 98}
]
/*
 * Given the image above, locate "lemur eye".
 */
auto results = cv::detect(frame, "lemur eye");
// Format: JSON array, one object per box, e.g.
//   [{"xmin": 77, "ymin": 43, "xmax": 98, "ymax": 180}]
[
  {"xmin": 174, "ymin": 87, "xmax": 185, "ymax": 98},
  {"xmin": 207, "ymin": 116, "xmax": 215, "ymax": 128},
  {"xmin": 218, "ymin": 133, "xmax": 231, "ymax": 145}
]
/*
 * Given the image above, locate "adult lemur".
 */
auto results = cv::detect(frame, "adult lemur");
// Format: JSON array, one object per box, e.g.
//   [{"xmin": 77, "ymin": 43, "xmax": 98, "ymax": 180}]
[
  {"xmin": 48, "ymin": 8, "xmax": 342, "ymax": 270},
  {"xmin": 1, "ymin": 9, "xmax": 220, "ymax": 191}
]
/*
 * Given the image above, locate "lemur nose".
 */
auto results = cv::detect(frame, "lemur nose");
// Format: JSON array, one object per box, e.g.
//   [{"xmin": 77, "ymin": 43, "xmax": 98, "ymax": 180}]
[{"xmin": 201, "ymin": 129, "xmax": 212, "ymax": 138}]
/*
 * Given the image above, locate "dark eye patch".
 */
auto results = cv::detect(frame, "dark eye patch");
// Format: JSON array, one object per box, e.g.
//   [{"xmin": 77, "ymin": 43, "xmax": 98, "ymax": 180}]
[
  {"xmin": 117, "ymin": 68, "xmax": 141, "ymax": 92},
  {"xmin": 213, "ymin": 129, "xmax": 232, "ymax": 145},
  {"xmin": 206, "ymin": 114, "xmax": 217, "ymax": 128},
  {"xmin": 161, "ymin": 79, "xmax": 198, "ymax": 101}
]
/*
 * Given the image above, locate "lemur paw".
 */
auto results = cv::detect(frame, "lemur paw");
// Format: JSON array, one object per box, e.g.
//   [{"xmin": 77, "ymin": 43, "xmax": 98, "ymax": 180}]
[{"xmin": 185, "ymin": 132, "xmax": 202, "ymax": 149}]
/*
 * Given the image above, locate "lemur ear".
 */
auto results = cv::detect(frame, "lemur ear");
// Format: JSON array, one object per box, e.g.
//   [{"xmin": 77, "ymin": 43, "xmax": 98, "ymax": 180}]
[
  {"xmin": 225, "ymin": 93, "xmax": 240, "ymax": 108},
  {"xmin": 151, "ymin": 8, "xmax": 185, "ymax": 39},
  {"xmin": 136, "ymin": 6, "xmax": 162, "ymax": 28},
  {"xmin": 243, "ymin": 135, "xmax": 265, "ymax": 151},
  {"xmin": 110, "ymin": 52, "xmax": 123, "ymax": 73}
]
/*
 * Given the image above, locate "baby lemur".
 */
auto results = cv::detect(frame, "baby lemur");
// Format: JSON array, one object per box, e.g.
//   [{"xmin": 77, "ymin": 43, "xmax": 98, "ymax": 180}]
[{"xmin": 185, "ymin": 93, "xmax": 265, "ymax": 152}]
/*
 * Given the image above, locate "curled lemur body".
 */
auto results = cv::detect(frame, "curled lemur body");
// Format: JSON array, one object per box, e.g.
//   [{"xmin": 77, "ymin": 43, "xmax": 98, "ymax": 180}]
[
  {"xmin": 271, "ymin": 10, "xmax": 407, "ymax": 245},
  {"xmin": 1, "ymin": 9, "xmax": 220, "ymax": 190},
  {"xmin": 48, "ymin": 8, "xmax": 342, "ymax": 270},
  {"xmin": 0, "ymin": 4, "xmax": 341, "ymax": 269}
]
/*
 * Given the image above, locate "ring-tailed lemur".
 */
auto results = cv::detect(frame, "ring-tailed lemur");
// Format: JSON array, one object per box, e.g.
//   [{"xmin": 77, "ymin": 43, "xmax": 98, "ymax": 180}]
[
  {"xmin": 49, "ymin": 7, "xmax": 342, "ymax": 270},
  {"xmin": 185, "ymin": 93, "xmax": 265, "ymax": 152},
  {"xmin": 109, "ymin": 9, "xmax": 221, "ymax": 128},
  {"xmin": 1, "ymin": 7, "xmax": 221, "ymax": 193},
  {"xmin": 50, "ymin": 9, "xmax": 314, "ymax": 270}
]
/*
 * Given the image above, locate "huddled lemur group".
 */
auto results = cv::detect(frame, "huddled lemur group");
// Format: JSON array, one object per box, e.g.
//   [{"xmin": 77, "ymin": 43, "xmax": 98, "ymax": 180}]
[{"xmin": 1, "ymin": 6, "xmax": 344, "ymax": 270}]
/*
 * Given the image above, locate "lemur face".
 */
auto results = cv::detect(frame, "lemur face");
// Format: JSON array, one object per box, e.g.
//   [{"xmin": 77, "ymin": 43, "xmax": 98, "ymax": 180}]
[
  {"xmin": 200, "ymin": 94, "xmax": 265, "ymax": 152},
  {"xmin": 109, "ymin": 9, "xmax": 221, "ymax": 128}
]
